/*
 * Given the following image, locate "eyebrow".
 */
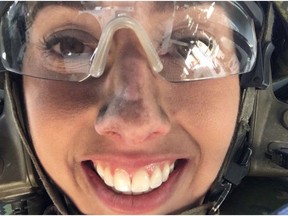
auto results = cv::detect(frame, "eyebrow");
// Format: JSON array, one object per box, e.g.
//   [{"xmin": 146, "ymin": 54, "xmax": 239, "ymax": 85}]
[
  {"xmin": 27, "ymin": 1, "xmax": 89, "ymax": 22},
  {"xmin": 27, "ymin": 1, "xmax": 176, "ymax": 19}
]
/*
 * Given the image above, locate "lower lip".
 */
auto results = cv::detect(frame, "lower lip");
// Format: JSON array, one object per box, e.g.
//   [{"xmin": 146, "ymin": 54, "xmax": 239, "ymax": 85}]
[{"xmin": 82, "ymin": 160, "xmax": 185, "ymax": 214}]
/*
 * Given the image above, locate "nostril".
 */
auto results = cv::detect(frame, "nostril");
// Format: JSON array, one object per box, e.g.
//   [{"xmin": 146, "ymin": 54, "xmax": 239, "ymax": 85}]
[
  {"xmin": 95, "ymin": 123, "xmax": 122, "ymax": 139},
  {"xmin": 106, "ymin": 131, "xmax": 122, "ymax": 140},
  {"xmin": 146, "ymin": 131, "xmax": 166, "ymax": 141}
]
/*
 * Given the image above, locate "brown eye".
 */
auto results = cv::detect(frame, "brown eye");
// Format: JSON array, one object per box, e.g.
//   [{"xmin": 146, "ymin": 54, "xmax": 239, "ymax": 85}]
[
  {"xmin": 44, "ymin": 29, "xmax": 98, "ymax": 59},
  {"xmin": 47, "ymin": 36, "xmax": 92, "ymax": 58},
  {"xmin": 56, "ymin": 37, "xmax": 85, "ymax": 57},
  {"xmin": 41, "ymin": 29, "xmax": 99, "ymax": 75}
]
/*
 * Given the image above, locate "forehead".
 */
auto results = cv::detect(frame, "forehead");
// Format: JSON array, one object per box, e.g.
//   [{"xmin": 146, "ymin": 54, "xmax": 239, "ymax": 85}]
[
  {"xmin": 26, "ymin": 1, "xmax": 223, "ymax": 26},
  {"xmin": 27, "ymin": 1, "xmax": 177, "ymax": 14}
]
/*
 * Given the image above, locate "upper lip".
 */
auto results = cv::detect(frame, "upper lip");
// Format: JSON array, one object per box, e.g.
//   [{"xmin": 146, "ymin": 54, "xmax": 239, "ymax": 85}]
[{"xmin": 79, "ymin": 152, "xmax": 187, "ymax": 169}]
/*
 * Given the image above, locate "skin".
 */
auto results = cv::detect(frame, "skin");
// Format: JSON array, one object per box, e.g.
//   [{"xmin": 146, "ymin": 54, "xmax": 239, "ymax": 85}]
[{"xmin": 22, "ymin": 2, "xmax": 240, "ymax": 214}]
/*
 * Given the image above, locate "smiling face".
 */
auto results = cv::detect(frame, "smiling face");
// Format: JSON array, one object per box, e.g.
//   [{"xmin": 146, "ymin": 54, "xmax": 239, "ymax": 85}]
[{"xmin": 22, "ymin": 2, "xmax": 240, "ymax": 214}]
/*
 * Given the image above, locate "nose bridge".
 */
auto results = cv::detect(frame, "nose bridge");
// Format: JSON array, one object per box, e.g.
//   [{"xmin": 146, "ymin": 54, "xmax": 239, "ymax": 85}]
[
  {"xmin": 107, "ymin": 23, "xmax": 156, "ymax": 103},
  {"xmin": 89, "ymin": 16, "xmax": 163, "ymax": 79},
  {"xmin": 112, "ymin": 27, "xmax": 149, "ymax": 67},
  {"xmin": 113, "ymin": 49, "xmax": 147, "ymax": 101},
  {"xmin": 95, "ymin": 50, "xmax": 169, "ymax": 144}
]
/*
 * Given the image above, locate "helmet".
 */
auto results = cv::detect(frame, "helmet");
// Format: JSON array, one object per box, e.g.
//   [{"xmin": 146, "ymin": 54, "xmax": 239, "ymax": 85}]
[{"xmin": 0, "ymin": 1, "xmax": 287, "ymax": 214}]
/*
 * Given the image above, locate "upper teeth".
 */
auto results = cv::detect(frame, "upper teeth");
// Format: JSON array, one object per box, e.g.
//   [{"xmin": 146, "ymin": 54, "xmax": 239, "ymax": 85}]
[{"xmin": 94, "ymin": 161, "xmax": 175, "ymax": 194}]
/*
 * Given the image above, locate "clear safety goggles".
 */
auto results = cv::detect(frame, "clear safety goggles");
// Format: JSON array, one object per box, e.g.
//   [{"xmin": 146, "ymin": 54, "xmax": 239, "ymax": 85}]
[{"xmin": 0, "ymin": 1, "xmax": 257, "ymax": 82}]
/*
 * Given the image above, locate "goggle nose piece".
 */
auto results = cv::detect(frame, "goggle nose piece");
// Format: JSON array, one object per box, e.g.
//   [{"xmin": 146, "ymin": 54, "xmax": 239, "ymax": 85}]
[{"xmin": 89, "ymin": 15, "xmax": 163, "ymax": 78}]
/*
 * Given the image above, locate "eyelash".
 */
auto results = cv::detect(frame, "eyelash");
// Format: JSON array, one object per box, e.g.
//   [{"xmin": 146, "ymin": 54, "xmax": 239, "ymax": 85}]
[
  {"xmin": 43, "ymin": 34, "xmax": 64, "ymax": 50},
  {"xmin": 41, "ymin": 30, "xmax": 98, "ymax": 59}
]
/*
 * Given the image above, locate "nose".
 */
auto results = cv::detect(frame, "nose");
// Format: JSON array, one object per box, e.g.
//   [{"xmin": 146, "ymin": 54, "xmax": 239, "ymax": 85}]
[{"xmin": 94, "ymin": 30, "xmax": 171, "ymax": 145}]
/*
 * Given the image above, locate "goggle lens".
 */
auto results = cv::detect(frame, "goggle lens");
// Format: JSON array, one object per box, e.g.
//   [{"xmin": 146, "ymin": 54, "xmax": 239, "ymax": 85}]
[{"xmin": 0, "ymin": 1, "xmax": 257, "ymax": 82}]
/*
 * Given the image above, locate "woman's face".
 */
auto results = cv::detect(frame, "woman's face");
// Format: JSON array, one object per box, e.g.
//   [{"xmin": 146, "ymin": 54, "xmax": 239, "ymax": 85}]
[{"xmin": 22, "ymin": 2, "xmax": 240, "ymax": 214}]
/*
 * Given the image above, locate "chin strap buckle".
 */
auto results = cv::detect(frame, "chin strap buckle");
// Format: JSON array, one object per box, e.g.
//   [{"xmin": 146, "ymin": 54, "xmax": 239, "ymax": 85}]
[{"xmin": 208, "ymin": 182, "xmax": 232, "ymax": 215}]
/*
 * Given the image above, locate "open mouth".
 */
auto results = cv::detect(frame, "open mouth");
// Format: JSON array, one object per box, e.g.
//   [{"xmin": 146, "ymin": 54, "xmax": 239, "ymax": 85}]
[
  {"xmin": 85, "ymin": 160, "xmax": 182, "ymax": 195},
  {"xmin": 82, "ymin": 158, "xmax": 187, "ymax": 213}
]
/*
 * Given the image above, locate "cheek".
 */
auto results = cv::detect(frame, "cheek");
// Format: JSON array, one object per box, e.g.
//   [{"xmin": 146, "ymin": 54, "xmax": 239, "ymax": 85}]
[
  {"xmin": 166, "ymin": 76, "xmax": 240, "ymax": 184},
  {"xmin": 167, "ymin": 77, "xmax": 239, "ymax": 142},
  {"xmin": 22, "ymin": 78, "xmax": 104, "ymax": 173}
]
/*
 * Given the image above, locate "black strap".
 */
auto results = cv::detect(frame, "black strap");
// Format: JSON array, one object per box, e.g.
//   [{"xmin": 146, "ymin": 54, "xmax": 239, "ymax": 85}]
[{"xmin": 204, "ymin": 2, "xmax": 275, "ymax": 213}]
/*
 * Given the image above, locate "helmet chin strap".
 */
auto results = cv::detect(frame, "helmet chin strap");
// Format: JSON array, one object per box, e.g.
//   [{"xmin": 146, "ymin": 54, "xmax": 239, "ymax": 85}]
[
  {"xmin": 204, "ymin": 2, "xmax": 275, "ymax": 214},
  {"xmin": 4, "ymin": 72, "xmax": 73, "ymax": 215},
  {"xmin": 204, "ymin": 87, "xmax": 256, "ymax": 215}
]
